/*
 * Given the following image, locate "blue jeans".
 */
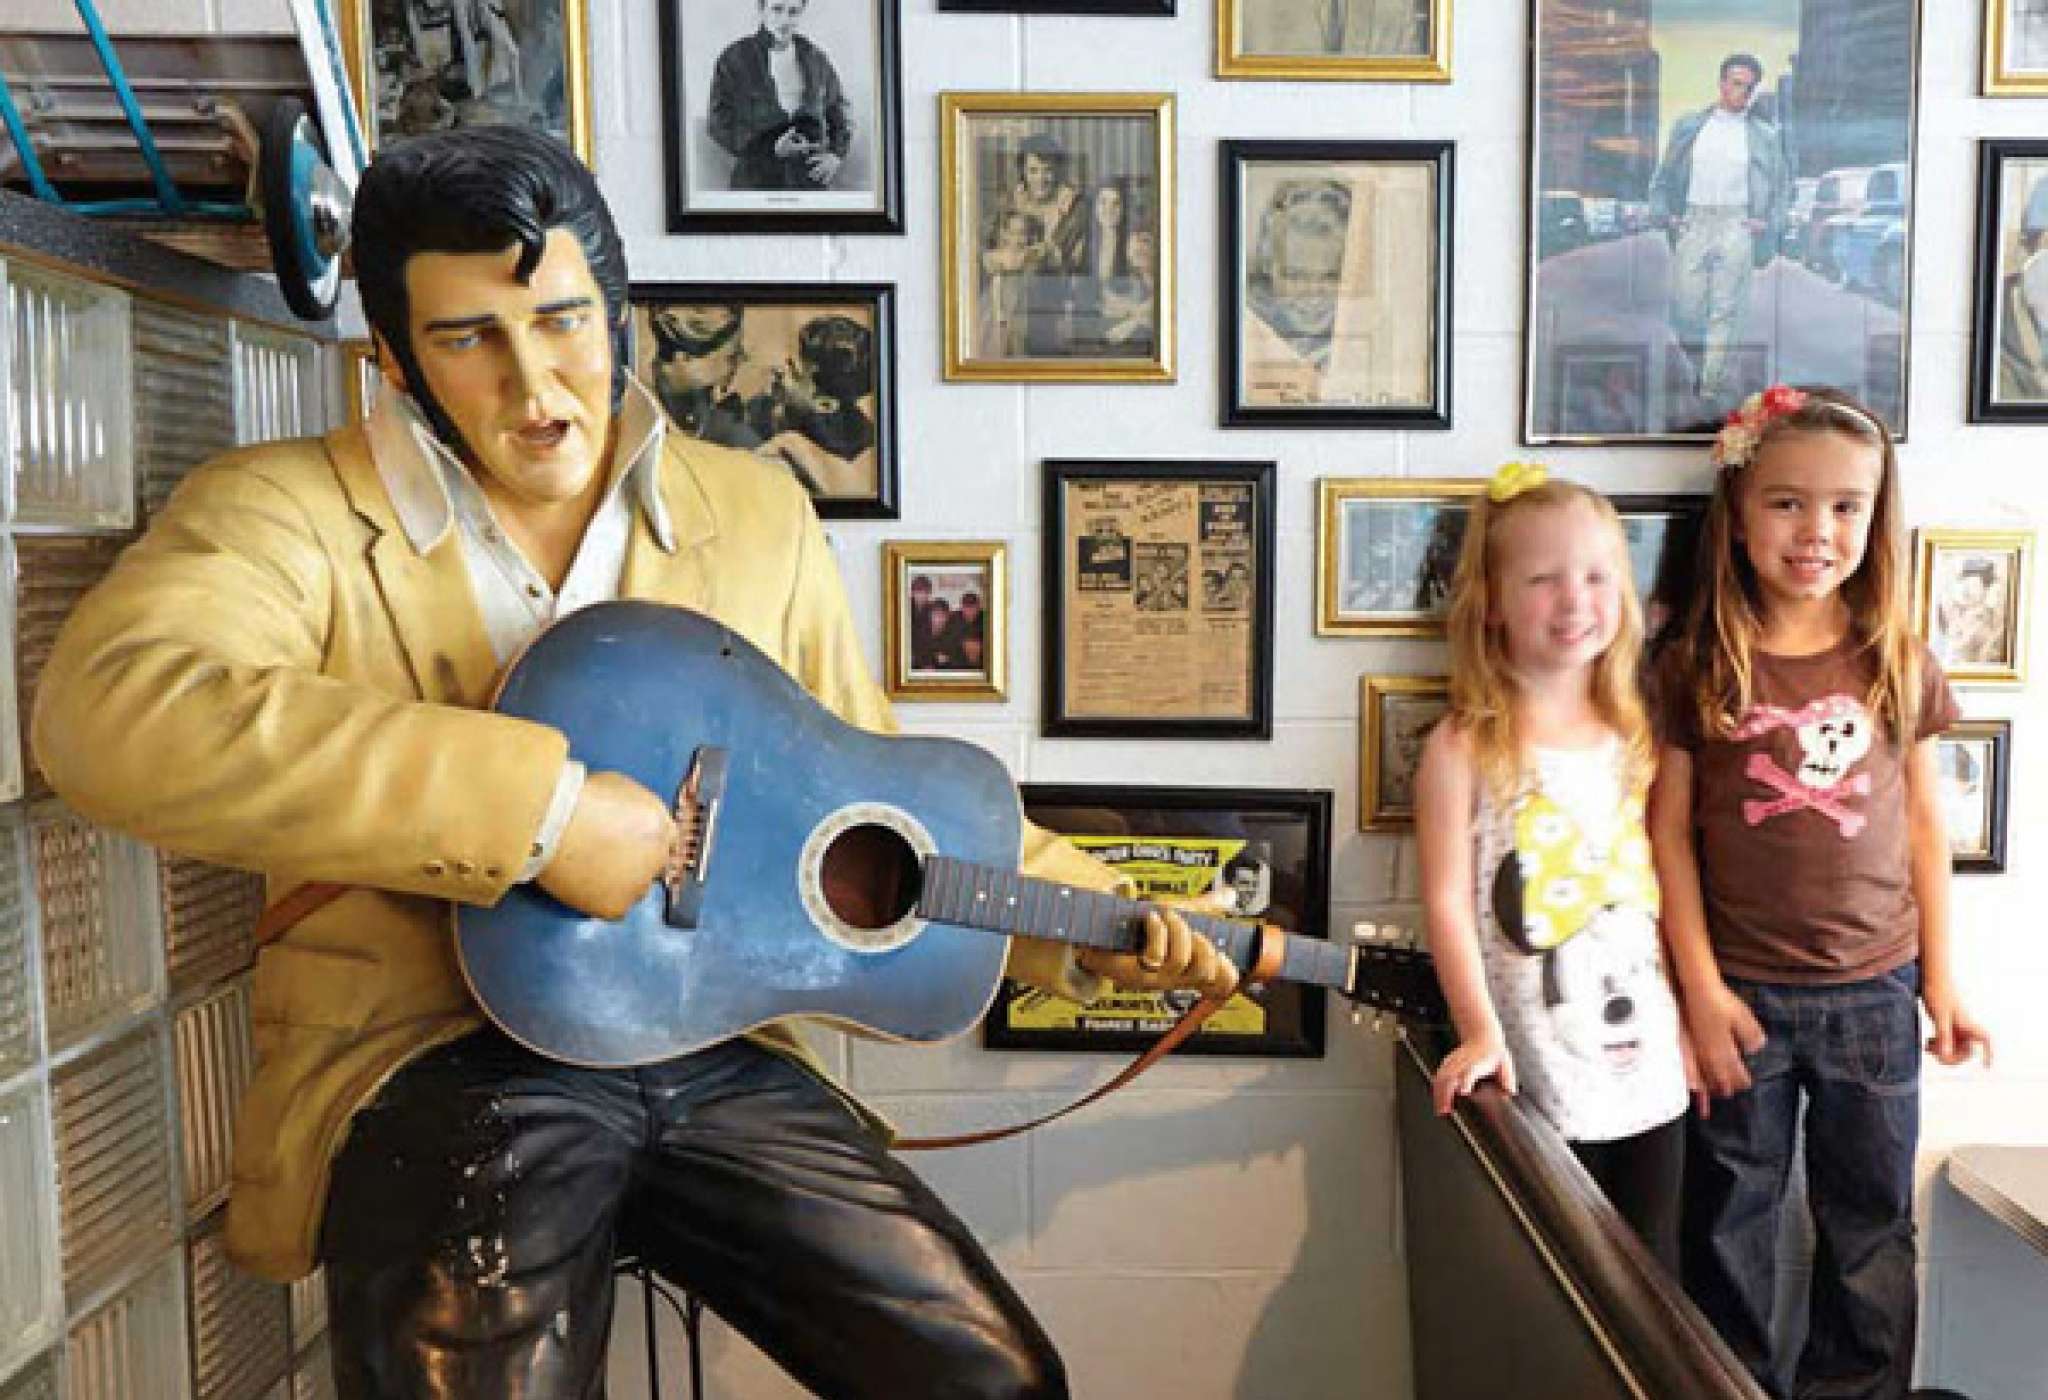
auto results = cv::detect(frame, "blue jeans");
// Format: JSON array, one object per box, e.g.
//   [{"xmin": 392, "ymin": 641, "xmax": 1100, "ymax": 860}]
[{"xmin": 1682, "ymin": 963, "xmax": 1922, "ymax": 1400}]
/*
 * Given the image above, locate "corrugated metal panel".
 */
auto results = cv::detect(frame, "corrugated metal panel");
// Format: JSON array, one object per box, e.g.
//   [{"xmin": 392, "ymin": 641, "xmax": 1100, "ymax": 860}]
[
  {"xmin": 0, "ymin": 1351, "xmax": 58, "ymax": 1400},
  {"xmin": 62, "ymin": 1252, "xmax": 185, "ymax": 1400},
  {"xmin": 160, "ymin": 859, "xmax": 260, "ymax": 998},
  {"xmin": 0, "ymin": 809, "xmax": 38, "ymax": 1079},
  {"xmin": 185, "ymin": 1217, "xmax": 287, "ymax": 1400},
  {"xmin": 4, "ymin": 263, "xmax": 134, "ymax": 531},
  {"xmin": 31, "ymin": 803, "xmax": 162, "ymax": 1053},
  {"xmin": 14, "ymin": 537, "xmax": 127, "ymax": 802},
  {"xmin": 132, "ymin": 301, "xmax": 235, "ymax": 524},
  {"xmin": 171, "ymin": 983, "xmax": 252, "ymax": 1220},
  {"xmin": 0, "ymin": 535, "xmax": 23, "ymax": 805},
  {"xmin": 230, "ymin": 326, "xmax": 323, "ymax": 446},
  {"xmin": 51, "ymin": 1030, "xmax": 177, "ymax": 1307},
  {"xmin": 283, "ymin": 1272, "xmax": 324, "ymax": 1357},
  {"xmin": 0, "ymin": 1083, "xmax": 60, "ymax": 1386},
  {"xmin": 287, "ymin": 1334, "xmax": 332, "ymax": 1400}
]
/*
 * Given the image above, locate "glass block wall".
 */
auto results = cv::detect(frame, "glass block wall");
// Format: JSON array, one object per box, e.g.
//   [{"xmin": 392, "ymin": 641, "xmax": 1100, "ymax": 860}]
[{"xmin": 0, "ymin": 253, "xmax": 339, "ymax": 1400}]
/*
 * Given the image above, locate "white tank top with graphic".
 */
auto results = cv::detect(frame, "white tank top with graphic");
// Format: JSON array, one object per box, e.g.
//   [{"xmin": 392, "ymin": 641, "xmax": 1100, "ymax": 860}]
[{"xmin": 1472, "ymin": 740, "xmax": 1689, "ymax": 1143}]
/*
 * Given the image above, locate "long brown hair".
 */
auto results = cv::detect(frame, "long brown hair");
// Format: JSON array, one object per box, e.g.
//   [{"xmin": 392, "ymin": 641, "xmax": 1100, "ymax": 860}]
[
  {"xmin": 1446, "ymin": 479, "xmax": 1652, "ymax": 800},
  {"xmin": 1677, "ymin": 386, "xmax": 1918, "ymax": 740}
]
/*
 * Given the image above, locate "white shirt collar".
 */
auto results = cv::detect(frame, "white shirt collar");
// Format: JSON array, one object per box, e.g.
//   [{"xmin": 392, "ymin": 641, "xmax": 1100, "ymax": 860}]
[{"xmin": 364, "ymin": 375, "xmax": 677, "ymax": 557}]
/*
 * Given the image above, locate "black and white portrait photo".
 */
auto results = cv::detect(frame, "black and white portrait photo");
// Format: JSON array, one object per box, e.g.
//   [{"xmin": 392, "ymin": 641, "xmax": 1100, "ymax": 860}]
[
  {"xmin": 944, "ymin": 94, "xmax": 1173, "ymax": 381},
  {"xmin": 1361, "ymin": 677, "xmax": 1449, "ymax": 829},
  {"xmin": 883, "ymin": 542, "xmax": 1008, "ymax": 701},
  {"xmin": 1219, "ymin": 0, "xmax": 1446, "ymax": 78},
  {"xmin": 1936, "ymin": 720, "xmax": 2011, "ymax": 872},
  {"xmin": 1915, "ymin": 528, "xmax": 2032, "ymax": 684},
  {"xmin": 350, "ymin": 0, "xmax": 586, "ymax": 155},
  {"xmin": 1972, "ymin": 143, "xmax": 2048, "ymax": 419},
  {"xmin": 1316, "ymin": 480, "xmax": 1478, "ymax": 635},
  {"xmin": 1987, "ymin": 0, "xmax": 2048, "ymax": 91},
  {"xmin": 631, "ymin": 283, "xmax": 898, "ymax": 519},
  {"xmin": 662, "ymin": 0, "xmax": 902, "ymax": 232}
]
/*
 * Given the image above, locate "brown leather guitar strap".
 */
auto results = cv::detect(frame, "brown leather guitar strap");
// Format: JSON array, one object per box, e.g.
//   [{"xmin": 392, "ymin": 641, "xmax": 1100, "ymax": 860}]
[
  {"xmin": 898, "ymin": 923, "xmax": 1290, "ymax": 1152},
  {"xmin": 254, "ymin": 887, "xmax": 1289, "ymax": 1154}
]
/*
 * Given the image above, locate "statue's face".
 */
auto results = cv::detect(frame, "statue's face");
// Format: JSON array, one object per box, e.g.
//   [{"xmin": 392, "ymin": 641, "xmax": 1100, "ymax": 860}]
[{"xmin": 396, "ymin": 228, "xmax": 616, "ymax": 517}]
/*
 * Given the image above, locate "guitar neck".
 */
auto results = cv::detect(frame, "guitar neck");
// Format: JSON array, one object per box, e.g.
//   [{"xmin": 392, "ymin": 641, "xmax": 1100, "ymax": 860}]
[{"xmin": 917, "ymin": 856, "xmax": 1355, "ymax": 995}]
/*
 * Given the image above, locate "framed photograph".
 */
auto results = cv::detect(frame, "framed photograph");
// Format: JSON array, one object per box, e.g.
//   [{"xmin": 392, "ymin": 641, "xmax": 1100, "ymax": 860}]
[
  {"xmin": 629, "ymin": 282, "xmax": 898, "ymax": 520},
  {"xmin": 1985, "ymin": 0, "xmax": 2048, "ymax": 94},
  {"xmin": 1221, "ymin": 140, "xmax": 1453, "ymax": 428},
  {"xmin": 881, "ymin": 542, "xmax": 1007, "ymax": 701},
  {"xmin": 1359, "ymin": 675, "xmax": 1448, "ymax": 831},
  {"xmin": 1526, "ymin": 0, "xmax": 1921, "ymax": 442},
  {"xmin": 983, "ymin": 784, "xmax": 1332, "ymax": 1056},
  {"xmin": 1044, "ymin": 460, "xmax": 1275, "ymax": 738},
  {"xmin": 941, "ymin": 92, "xmax": 1176, "ymax": 382},
  {"xmin": 1315, "ymin": 478, "xmax": 1480, "ymax": 636},
  {"xmin": 1971, "ymin": 140, "xmax": 2048, "ymax": 421},
  {"xmin": 1939, "ymin": 720, "xmax": 2011, "ymax": 873},
  {"xmin": 339, "ymin": 0, "xmax": 591, "ymax": 158},
  {"xmin": 941, "ymin": 1, "xmax": 1173, "ymax": 12},
  {"xmin": 659, "ymin": 0, "xmax": 904, "ymax": 234},
  {"xmin": 1914, "ymin": 528, "xmax": 2033, "ymax": 686},
  {"xmin": 1610, "ymin": 493, "xmax": 1709, "ymax": 648},
  {"xmin": 1217, "ymin": 0, "xmax": 1452, "ymax": 82}
]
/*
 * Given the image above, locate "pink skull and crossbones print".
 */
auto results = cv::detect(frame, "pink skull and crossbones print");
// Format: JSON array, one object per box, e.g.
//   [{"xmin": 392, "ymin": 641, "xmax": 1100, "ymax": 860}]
[{"xmin": 1730, "ymin": 696, "xmax": 1874, "ymax": 838}]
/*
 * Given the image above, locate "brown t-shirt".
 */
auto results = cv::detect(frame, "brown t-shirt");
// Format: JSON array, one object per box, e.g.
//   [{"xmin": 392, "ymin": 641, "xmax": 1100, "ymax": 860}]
[{"xmin": 1656, "ymin": 639, "xmax": 1959, "ymax": 984}]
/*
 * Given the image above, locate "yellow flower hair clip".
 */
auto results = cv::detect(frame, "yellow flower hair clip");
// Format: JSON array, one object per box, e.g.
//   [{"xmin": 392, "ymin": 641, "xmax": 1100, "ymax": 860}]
[{"xmin": 1488, "ymin": 460, "xmax": 1548, "ymax": 503}]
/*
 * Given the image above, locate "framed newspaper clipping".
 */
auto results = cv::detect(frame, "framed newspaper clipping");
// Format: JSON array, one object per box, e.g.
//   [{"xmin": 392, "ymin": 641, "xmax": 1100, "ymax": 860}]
[{"xmin": 1043, "ymin": 460, "xmax": 1275, "ymax": 738}]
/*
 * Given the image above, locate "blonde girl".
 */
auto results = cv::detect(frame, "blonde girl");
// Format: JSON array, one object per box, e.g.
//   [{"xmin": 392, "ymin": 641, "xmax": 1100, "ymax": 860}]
[
  {"xmin": 1418, "ymin": 464, "xmax": 1691, "ymax": 1269},
  {"xmin": 1647, "ymin": 385, "xmax": 1991, "ymax": 1398}
]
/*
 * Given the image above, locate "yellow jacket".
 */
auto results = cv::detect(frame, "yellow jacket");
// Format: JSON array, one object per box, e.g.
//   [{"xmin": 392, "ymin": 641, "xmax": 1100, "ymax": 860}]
[{"xmin": 31, "ymin": 423, "xmax": 1112, "ymax": 1282}]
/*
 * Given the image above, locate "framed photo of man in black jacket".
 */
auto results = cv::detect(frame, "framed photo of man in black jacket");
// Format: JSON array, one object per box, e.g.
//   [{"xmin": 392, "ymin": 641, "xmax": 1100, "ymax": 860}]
[
  {"xmin": 1524, "ymin": 0, "xmax": 1922, "ymax": 443},
  {"xmin": 661, "ymin": 0, "xmax": 904, "ymax": 232}
]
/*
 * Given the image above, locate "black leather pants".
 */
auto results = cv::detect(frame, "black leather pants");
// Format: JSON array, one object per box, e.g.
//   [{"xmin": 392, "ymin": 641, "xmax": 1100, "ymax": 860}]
[{"xmin": 320, "ymin": 1030, "xmax": 1066, "ymax": 1399}]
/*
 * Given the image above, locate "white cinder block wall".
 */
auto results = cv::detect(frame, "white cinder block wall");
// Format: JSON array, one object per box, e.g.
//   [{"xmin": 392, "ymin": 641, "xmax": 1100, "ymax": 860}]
[{"xmin": 16, "ymin": 0, "xmax": 2043, "ymax": 1395}]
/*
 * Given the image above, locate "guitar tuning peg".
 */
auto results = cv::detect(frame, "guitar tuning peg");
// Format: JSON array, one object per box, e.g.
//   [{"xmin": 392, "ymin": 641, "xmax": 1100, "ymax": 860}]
[
  {"xmin": 1350, "ymin": 921, "xmax": 1378, "ymax": 944},
  {"xmin": 1349, "ymin": 1004, "xmax": 1365, "ymax": 1027},
  {"xmin": 1373, "ymin": 1012, "xmax": 1391, "ymax": 1036}
]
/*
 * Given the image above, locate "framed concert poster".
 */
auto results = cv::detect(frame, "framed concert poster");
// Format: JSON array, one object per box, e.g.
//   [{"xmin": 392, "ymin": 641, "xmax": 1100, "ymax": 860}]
[
  {"xmin": 1217, "ymin": 0, "xmax": 1451, "ymax": 81},
  {"xmin": 628, "ymin": 282, "xmax": 898, "ymax": 520},
  {"xmin": 1043, "ymin": 460, "xmax": 1275, "ymax": 739},
  {"xmin": 1984, "ymin": 0, "xmax": 2048, "ymax": 94},
  {"xmin": 1939, "ymin": 719, "xmax": 2011, "ymax": 874},
  {"xmin": 1525, "ymin": 0, "xmax": 1921, "ymax": 443},
  {"xmin": 1970, "ymin": 140, "xmax": 2048, "ymax": 421},
  {"xmin": 660, "ymin": 0, "xmax": 905, "ymax": 233},
  {"xmin": 339, "ymin": 0, "xmax": 592, "ymax": 158},
  {"xmin": 1221, "ymin": 140, "xmax": 1454, "ymax": 428},
  {"xmin": 881, "ymin": 541, "xmax": 1008, "ymax": 702},
  {"xmin": 941, "ymin": 92, "xmax": 1176, "ymax": 382},
  {"xmin": 1359, "ymin": 674, "xmax": 1448, "ymax": 831},
  {"xmin": 1610, "ymin": 493, "xmax": 1709, "ymax": 648},
  {"xmin": 1315, "ymin": 478, "xmax": 1480, "ymax": 636},
  {"xmin": 1913, "ymin": 527, "xmax": 2033, "ymax": 686},
  {"xmin": 983, "ymin": 783, "xmax": 1332, "ymax": 1056}
]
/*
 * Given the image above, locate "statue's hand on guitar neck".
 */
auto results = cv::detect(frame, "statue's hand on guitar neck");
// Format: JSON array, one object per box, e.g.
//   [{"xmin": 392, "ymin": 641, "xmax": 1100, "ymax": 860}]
[
  {"xmin": 1074, "ymin": 907, "xmax": 1241, "ymax": 1003},
  {"xmin": 536, "ymin": 770, "xmax": 677, "ymax": 921}
]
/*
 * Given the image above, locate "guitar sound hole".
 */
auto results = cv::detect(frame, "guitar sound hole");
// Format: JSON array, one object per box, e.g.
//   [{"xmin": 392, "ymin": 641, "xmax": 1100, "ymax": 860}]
[{"xmin": 820, "ymin": 823, "xmax": 923, "ymax": 931}]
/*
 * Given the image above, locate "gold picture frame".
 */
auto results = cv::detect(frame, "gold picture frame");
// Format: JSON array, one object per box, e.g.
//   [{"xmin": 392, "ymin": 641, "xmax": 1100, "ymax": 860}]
[
  {"xmin": 1985, "ymin": 0, "xmax": 2048, "ymax": 95},
  {"xmin": 340, "ymin": 339, "xmax": 380, "ymax": 425},
  {"xmin": 940, "ymin": 91, "xmax": 1176, "ymax": 383},
  {"xmin": 1913, "ymin": 527, "xmax": 2034, "ymax": 687},
  {"xmin": 1217, "ymin": 0, "xmax": 1453, "ymax": 82},
  {"xmin": 1358, "ymin": 674, "xmax": 1448, "ymax": 831},
  {"xmin": 882, "ymin": 541, "xmax": 1009, "ymax": 702},
  {"xmin": 338, "ymin": 0, "xmax": 593, "ymax": 160},
  {"xmin": 1316, "ymin": 477, "xmax": 1483, "ymax": 636}
]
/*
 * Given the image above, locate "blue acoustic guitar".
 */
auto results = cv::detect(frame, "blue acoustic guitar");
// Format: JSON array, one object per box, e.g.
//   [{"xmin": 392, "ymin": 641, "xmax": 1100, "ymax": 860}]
[{"xmin": 456, "ymin": 602, "xmax": 1444, "ymax": 1067}]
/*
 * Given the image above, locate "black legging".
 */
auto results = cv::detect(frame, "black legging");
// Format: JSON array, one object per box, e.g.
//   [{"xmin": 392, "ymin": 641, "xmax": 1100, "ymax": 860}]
[
  {"xmin": 320, "ymin": 1030, "xmax": 1065, "ymax": 1399},
  {"xmin": 1570, "ymin": 1114, "xmax": 1685, "ymax": 1276}
]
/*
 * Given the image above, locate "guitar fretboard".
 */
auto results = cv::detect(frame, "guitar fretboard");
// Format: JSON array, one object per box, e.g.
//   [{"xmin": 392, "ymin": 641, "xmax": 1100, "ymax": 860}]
[{"xmin": 917, "ymin": 856, "xmax": 1354, "ymax": 993}]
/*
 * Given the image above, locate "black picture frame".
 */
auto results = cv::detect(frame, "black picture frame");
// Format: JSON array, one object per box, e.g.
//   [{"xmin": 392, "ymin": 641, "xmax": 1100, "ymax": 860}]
[
  {"xmin": 1043, "ymin": 460, "xmax": 1276, "ymax": 739},
  {"xmin": 940, "ymin": 1, "xmax": 1174, "ymax": 12},
  {"xmin": 659, "ymin": 0, "xmax": 905, "ymax": 234},
  {"xmin": 1220, "ymin": 139, "xmax": 1454, "ymax": 429},
  {"xmin": 1608, "ymin": 493, "xmax": 1709, "ymax": 651},
  {"xmin": 628, "ymin": 281, "xmax": 900, "ymax": 520},
  {"xmin": 983, "ymin": 783, "xmax": 1332, "ymax": 1056},
  {"xmin": 1970, "ymin": 139, "xmax": 2048, "ymax": 422},
  {"xmin": 1939, "ymin": 719, "xmax": 2011, "ymax": 874},
  {"xmin": 1524, "ymin": 0, "xmax": 1923, "ymax": 443}
]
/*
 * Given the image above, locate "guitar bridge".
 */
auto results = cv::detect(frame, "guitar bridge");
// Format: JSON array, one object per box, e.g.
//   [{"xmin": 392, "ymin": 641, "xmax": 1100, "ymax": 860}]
[{"xmin": 663, "ymin": 746, "xmax": 728, "ymax": 929}]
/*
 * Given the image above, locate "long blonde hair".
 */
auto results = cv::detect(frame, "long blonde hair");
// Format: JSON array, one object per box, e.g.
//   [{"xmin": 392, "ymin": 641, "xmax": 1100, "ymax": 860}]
[
  {"xmin": 1677, "ymin": 387, "xmax": 1918, "ymax": 740},
  {"xmin": 1446, "ymin": 479, "xmax": 1652, "ymax": 800}
]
